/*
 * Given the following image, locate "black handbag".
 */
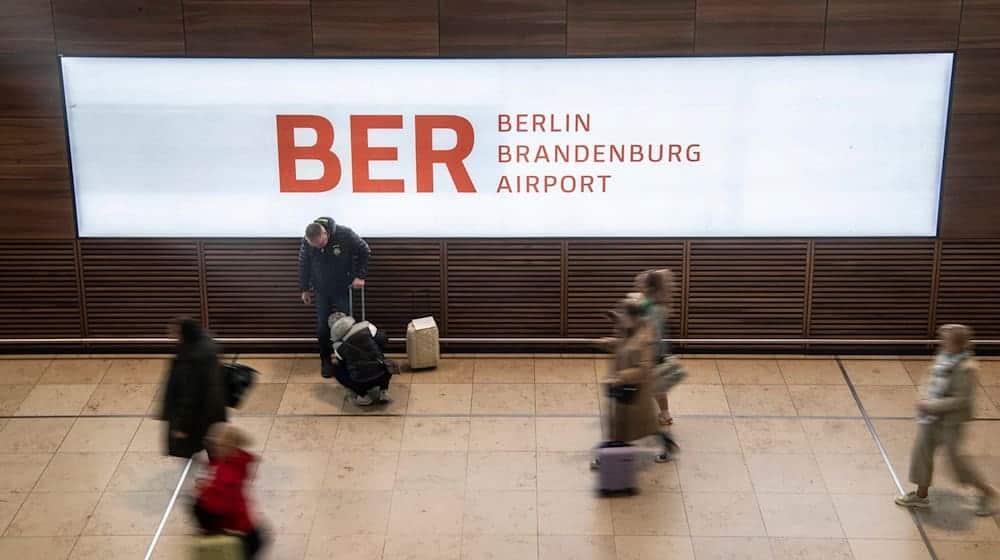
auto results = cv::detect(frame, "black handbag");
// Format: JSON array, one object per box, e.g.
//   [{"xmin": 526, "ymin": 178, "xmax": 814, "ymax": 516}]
[{"xmin": 221, "ymin": 362, "xmax": 258, "ymax": 408}]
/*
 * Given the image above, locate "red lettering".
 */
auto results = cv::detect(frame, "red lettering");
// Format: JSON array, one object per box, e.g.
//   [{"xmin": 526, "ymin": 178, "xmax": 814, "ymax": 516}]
[
  {"xmin": 526, "ymin": 175, "xmax": 540, "ymax": 193},
  {"xmin": 516, "ymin": 145, "xmax": 529, "ymax": 163},
  {"xmin": 630, "ymin": 145, "xmax": 643, "ymax": 162},
  {"xmin": 668, "ymin": 144, "xmax": 682, "ymax": 162},
  {"xmin": 498, "ymin": 114, "xmax": 512, "ymax": 132},
  {"xmin": 498, "ymin": 145, "xmax": 511, "ymax": 163},
  {"xmin": 533, "ymin": 114, "xmax": 545, "ymax": 132},
  {"xmin": 415, "ymin": 115, "xmax": 476, "ymax": 193},
  {"xmin": 350, "ymin": 115, "xmax": 403, "ymax": 193},
  {"xmin": 516, "ymin": 114, "xmax": 528, "ymax": 132},
  {"xmin": 276, "ymin": 115, "xmax": 342, "ymax": 192}
]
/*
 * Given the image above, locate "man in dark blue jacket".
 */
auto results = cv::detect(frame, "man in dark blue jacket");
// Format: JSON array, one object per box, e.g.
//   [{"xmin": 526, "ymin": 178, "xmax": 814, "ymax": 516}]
[{"xmin": 298, "ymin": 217, "xmax": 371, "ymax": 378}]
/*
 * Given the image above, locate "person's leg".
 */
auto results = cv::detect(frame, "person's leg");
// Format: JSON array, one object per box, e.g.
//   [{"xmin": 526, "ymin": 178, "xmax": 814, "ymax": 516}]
[
  {"xmin": 943, "ymin": 424, "xmax": 996, "ymax": 515},
  {"xmin": 315, "ymin": 293, "xmax": 335, "ymax": 375},
  {"xmin": 191, "ymin": 500, "xmax": 220, "ymax": 533},
  {"xmin": 897, "ymin": 423, "xmax": 937, "ymax": 507},
  {"xmin": 242, "ymin": 526, "xmax": 266, "ymax": 559},
  {"xmin": 654, "ymin": 431, "xmax": 677, "ymax": 463},
  {"xmin": 655, "ymin": 394, "xmax": 672, "ymax": 425}
]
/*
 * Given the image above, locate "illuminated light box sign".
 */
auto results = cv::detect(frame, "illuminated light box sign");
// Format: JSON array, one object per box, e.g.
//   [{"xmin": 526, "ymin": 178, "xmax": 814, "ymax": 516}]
[{"xmin": 61, "ymin": 54, "xmax": 952, "ymax": 238}]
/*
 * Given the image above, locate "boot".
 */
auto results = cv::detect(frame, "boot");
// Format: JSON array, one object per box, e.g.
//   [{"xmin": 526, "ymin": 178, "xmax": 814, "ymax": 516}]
[{"xmin": 321, "ymin": 357, "xmax": 336, "ymax": 379}]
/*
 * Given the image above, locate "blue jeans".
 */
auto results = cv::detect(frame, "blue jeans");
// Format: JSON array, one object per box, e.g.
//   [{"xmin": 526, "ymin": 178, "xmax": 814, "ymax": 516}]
[{"xmin": 316, "ymin": 290, "xmax": 350, "ymax": 361}]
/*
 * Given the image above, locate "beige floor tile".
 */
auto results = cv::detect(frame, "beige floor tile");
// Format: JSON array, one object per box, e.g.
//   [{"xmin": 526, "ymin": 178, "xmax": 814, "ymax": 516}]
[
  {"xmin": 0, "ymin": 360, "xmax": 51, "ymax": 385},
  {"xmin": 7, "ymin": 491, "xmax": 101, "ymax": 536},
  {"xmin": 668, "ymin": 385, "xmax": 731, "ymax": 416},
  {"xmin": 848, "ymin": 539, "xmax": 931, "ymax": 560},
  {"xmin": 288, "ymin": 358, "xmax": 325, "ymax": 384},
  {"xmin": 388, "ymin": 489, "xmax": 464, "ymax": 535},
  {"xmin": 814, "ymin": 454, "xmax": 897, "ymax": 494},
  {"xmin": 237, "ymin": 384, "xmax": 287, "ymax": 415},
  {"xmin": 471, "ymin": 384, "xmax": 535, "ymax": 415},
  {"xmin": 0, "ymin": 492, "xmax": 27, "ymax": 533},
  {"xmin": 253, "ymin": 491, "xmax": 318, "ymax": 535},
  {"xmin": 82, "ymin": 384, "xmax": 156, "ymax": 415},
  {"xmin": 971, "ymin": 385, "xmax": 1000, "ymax": 419},
  {"xmin": 259, "ymin": 533, "xmax": 308, "ymax": 560},
  {"xmin": 474, "ymin": 360, "xmax": 534, "ymax": 384},
  {"xmin": 396, "ymin": 451, "xmax": 467, "ymax": 490},
  {"xmin": 931, "ymin": 541, "xmax": 1000, "ymax": 560},
  {"xmin": 35, "ymin": 452, "xmax": 122, "ymax": 492},
  {"xmin": 313, "ymin": 490, "xmax": 393, "ymax": 536},
  {"xmin": 38, "ymin": 360, "xmax": 110, "ymax": 385},
  {"xmin": 538, "ymin": 491, "xmax": 613, "ymax": 536},
  {"xmin": 383, "ymin": 535, "xmax": 461, "ymax": 560},
  {"xmin": 470, "ymin": 417, "xmax": 535, "ymax": 451},
  {"xmin": 725, "ymin": 385, "xmax": 797, "ymax": 416},
  {"xmin": 101, "ymin": 359, "xmax": 166, "ymax": 384},
  {"xmin": 977, "ymin": 361, "xmax": 1000, "ymax": 386},
  {"xmin": 148, "ymin": 535, "xmax": 189, "ymax": 560},
  {"xmin": 107, "ymin": 453, "xmax": 183, "ymax": 492},
  {"xmin": 611, "ymin": 492, "xmax": 688, "ymax": 536},
  {"xmin": 127, "ymin": 418, "xmax": 164, "ymax": 454},
  {"xmin": 463, "ymin": 490, "xmax": 538, "ymax": 535},
  {"xmin": 677, "ymin": 452, "xmax": 752, "ymax": 493},
  {"xmin": 841, "ymin": 359, "xmax": 913, "ymax": 386},
  {"xmin": 83, "ymin": 491, "xmax": 169, "ymax": 536},
  {"xmin": 757, "ymin": 493, "xmax": 843, "ymax": 538},
  {"xmin": 69, "ymin": 536, "xmax": 147, "ymax": 559},
  {"xmin": 680, "ymin": 360, "xmax": 722, "ymax": 385},
  {"xmin": 684, "ymin": 492, "xmax": 765, "ymax": 537},
  {"xmin": 59, "ymin": 418, "xmax": 141, "ymax": 453},
  {"xmin": 777, "ymin": 359, "xmax": 845, "ymax": 385},
  {"xmin": 639, "ymin": 461, "xmax": 683, "ymax": 493},
  {"xmin": 745, "ymin": 454, "xmax": 827, "ymax": 494},
  {"xmin": 0, "ymin": 418, "xmax": 73, "ymax": 453},
  {"xmin": 462, "ymin": 535, "xmax": 538, "ymax": 560},
  {"xmin": 902, "ymin": 359, "xmax": 931, "ymax": 385},
  {"xmin": 16, "ymin": 384, "xmax": 97, "ymax": 416},
  {"xmin": 536, "ymin": 383, "xmax": 600, "ymax": 415},
  {"xmin": 237, "ymin": 358, "xmax": 295, "ymax": 384},
  {"xmin": 833, "ymin": 494, "xmax": 921, "ymax": 539},
  {"xmin": 265, "ymin": 417, "xmax": 340, "ymax": 451},
  {"xmin": 408, "ymin": 384, "xmax": 472, "ymax": 415},
  {"xmin": 277, "ymin": 383, "xmax": 346, "ymax": 415},
  {"xmin": 717, "ymin": 359, "xmax": 784, "ymax": 385},
  {"xmin": 410, "ymin": 359, "xmax": 475, "ymax": 384},
  {"xmin": 962, "ymin": 421, "xmax": 1000, "ymax": 457},
  {"xmin": 801, "ymin": 419, "xmax": 877, "ymax": 454},
  {"xmin": 227, "ymin": 416, "xmax": 273, "ymax": 453},
  {"xmin": 690, "ymin": 536, "xmax": 774, "ymax": 560},
  {"xmin": 769, "ymin": 538, "xmax": 852, "ymax": 560},
  {"xmin": 324, "ymin": 450, "xmax": 399, "ymax": 491},
  {"xmin": 534, "ymin": 359, "xmax": 597, "ymax": 384},
  {"xmin": 0, "ymin": 385, "xmax": 33, "ymax": 415},
  {"xmin": 0, "ymin": 454, "xmax": 52, "ymax": 493},
  {"xmin": 305, "ymin": 534, "xmax": 384, "ymax": 560},
  {"xmin": 538, "ymin": 536, "xmax": 615, "ymax": 560},
  {"xmin": 401, "ymin": 417, "xmax": 470, "ymax": 451},
  {"xmin": 734, "ymin": 418, "xmax": 812, "ymax": 455},
  {"xmin": 255, "ymin": 451, "xmax": 329, "ymax": 491},
  {"xmin": 468, "ymin": 451, "xmax": 537, "ymax": 490},
  {"xmin": 336, "ymin": 417, "xmax": 404, "ymax": 451},
  {"xmin": 615, "ymin": 535, "xmax": 695, "ymax": 560},
  {"xmin": 537, "ymin": 452, "xmax": 595, "ymax": 491},
  {"xmin": 856, "ymin": 385, "xmax": 920, "ymax": 418},
  {"xmin": 536, "ymin": 417, "xmax": 601, "ymax": 452},
  {"xmin": 671, "ymin": 418, "xmax": 741, "ymax": 453},
  {"xmin": 915, "ymin": 493, "xmax": 1000, "ymax": 542},
  {"xmin": 870, "ymin": 418, "xmax": 917, "ymax": 458},
  {"xmin": 0, "ymin": 536, "xmax": 77, "ymax": 560},
  {"xmin": 786, "ymin": 385, "xmax": 861, "ymax": 417}
]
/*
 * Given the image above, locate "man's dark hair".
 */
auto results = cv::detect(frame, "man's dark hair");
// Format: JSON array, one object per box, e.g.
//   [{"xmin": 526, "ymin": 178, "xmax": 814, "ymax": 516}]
[{"xmin": 305, "ymin": 222, "xmax": 324, "ymax": 241}]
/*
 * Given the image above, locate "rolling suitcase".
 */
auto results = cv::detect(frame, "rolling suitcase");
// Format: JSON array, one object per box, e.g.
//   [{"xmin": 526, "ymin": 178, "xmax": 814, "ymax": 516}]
[
  {"xmin": 594, "ymin": 385, "xmax": 640, "ymax": 496},
  {"xmin": 191, "ymin": 534, "xmax": 244, "ymax": 560}
]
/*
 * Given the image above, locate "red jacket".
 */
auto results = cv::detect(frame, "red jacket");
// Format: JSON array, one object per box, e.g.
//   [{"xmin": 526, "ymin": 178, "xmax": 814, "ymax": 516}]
[{"xmin": 196, "ymin": 449, "xmax": 255, "ymax": 533}]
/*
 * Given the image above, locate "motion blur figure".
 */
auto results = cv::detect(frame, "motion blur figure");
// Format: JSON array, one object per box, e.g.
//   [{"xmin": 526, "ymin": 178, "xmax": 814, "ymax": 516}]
[{"xmin": 634, "ymin": 269, "xmax": 684, "ymax": 425}]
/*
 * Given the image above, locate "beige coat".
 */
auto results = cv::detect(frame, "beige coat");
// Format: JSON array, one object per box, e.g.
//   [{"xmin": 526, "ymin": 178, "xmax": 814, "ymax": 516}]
[
  {"xmin": 604, "ymin": 320, "xmax": 659, "ymax": 443},
  {"xmin": 922, "ymin": 359, "xmax": 978, "ymax": 427}
]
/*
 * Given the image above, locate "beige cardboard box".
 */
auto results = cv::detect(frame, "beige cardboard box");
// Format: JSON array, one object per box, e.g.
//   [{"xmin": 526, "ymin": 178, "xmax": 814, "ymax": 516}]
[{"xmin": 406, "ymin": 316, "xmax": 440, "ymax": 369}]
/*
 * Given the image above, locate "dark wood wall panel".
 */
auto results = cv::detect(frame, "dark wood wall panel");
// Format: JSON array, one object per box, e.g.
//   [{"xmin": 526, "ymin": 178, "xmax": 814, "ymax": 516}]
[
  {"xmin": 0, "ymin": 55, "xmax": 62, "ymax": 118},
  {"xmin": 81, "ymin": 240, "xmax": 202, "ymax": 336},
  {"xmin": 0, "ymin": 242, "xmax": 81, "ymax": 337},
  {"xmin": 825, "ymin": 0, "xmax": 962, "ymax": 52},
  {"xmin": 936, "ymin": 242, "xmax": 1000, "ymax": 337},
  {"xmin": 439, "ymin": 0, "xmax": 567, "ymax": 56},
  {"xmin": 182, "ymin": 0, "xmax": 313, "ymax": 56},
  {"xmin": 687, "ymin": 241, "xmax": 807, "ymax": 337},
  {"xmin": 312, "ymin": 0, "xmax": 439, "ymax": 56},
  {"xmin": 567, "ymin": 0, "xmax": 694, "ymax": 55},
  {"xmin": 566, "ymin": 240, "xmax": 684, "ymax": 337},
  {"xmin": 352, "ymin": 240, "xmax": 443, "ymax": 337},
  {"xmin": 951, "ymin": 49, "xmax": 1000, "ymax": 115},
  {"xmin": 203, "ymin": 240, "xmax": 311, "ymax": 337},
  {"xmin": 695, "ymin": 0, "xmax": 827, "ymax": 54},
  {"xmin": 51, "ymin": 0, "xmax": 186, "ymax": 55},
  {"xmin": 0, "ymin": 118, "xmax": 74, "ymax": 239},
  {"xmin": 960, "ymin": 0, "xmax": 1000, "ymax": 48},
  {"xmin": 0, "ymin": 0, "xmax": 56, "ymax": 55},
  {"xmin": 446, "ymin": 241, "xmax": 562, "ymax": 336},
  {"xmin": 810, "ymin": 241, "xmax": 934, "ymax": 337}
]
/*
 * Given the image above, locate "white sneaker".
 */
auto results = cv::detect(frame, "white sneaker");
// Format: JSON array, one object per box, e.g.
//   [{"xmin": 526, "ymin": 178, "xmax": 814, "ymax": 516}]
[
  {"xmin": 975, "ymin": 495, "xmax": 994, "ymax": 517},
  {"xmin": 895, "ymin": 491, "xmax": 930, "ymax": 509},
  {"xmin": 353, "ymin": 393, "xmax": 374, "ymax": 406},
  {"xmin": 378, "ymin": 389, "xmax": 392, "ymax": 403}
]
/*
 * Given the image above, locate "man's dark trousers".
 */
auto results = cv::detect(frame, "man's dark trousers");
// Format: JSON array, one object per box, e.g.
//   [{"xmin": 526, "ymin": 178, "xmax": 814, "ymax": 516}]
[{"xmin": 316, "ymin": 290, "xmax": 351, "ymax": 362}]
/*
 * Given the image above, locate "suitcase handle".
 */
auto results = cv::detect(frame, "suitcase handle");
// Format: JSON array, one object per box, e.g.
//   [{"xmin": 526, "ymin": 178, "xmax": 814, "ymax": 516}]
[{"xmin": 349, "ymin": 285, "xmax": 366, "ymax": 320}]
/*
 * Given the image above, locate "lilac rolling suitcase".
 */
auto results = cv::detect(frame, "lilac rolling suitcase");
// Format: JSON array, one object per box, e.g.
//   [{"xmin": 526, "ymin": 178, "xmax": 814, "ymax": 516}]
[{"xmin": 595, "ymin": 441, "xmax": 639, "ymax": 496}]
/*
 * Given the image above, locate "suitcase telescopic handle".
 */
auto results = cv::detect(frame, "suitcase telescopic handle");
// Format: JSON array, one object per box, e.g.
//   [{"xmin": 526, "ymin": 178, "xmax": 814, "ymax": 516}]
[{"xmin": 349, "ymin": 285, "xmax": 366, "ymax": 320}]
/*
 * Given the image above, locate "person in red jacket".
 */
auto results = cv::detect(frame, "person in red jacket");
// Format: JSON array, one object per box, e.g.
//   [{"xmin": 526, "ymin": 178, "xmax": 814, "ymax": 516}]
[{"xmin": 191, "ymin": 423, "xmax": 267, "ymax": 558}]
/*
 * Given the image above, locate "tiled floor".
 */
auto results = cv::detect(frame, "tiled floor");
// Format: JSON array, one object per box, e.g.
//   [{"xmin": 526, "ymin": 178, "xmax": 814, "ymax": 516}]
[{"xmin": 0, "ymin": 355, "xmax": 998, "ymax": 560}]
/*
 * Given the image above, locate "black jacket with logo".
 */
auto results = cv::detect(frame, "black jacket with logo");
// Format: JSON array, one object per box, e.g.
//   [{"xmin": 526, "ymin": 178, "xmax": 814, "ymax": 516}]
[{"xmin": 297, "ymin": 217, "xmax": 371, "ymax": 295}]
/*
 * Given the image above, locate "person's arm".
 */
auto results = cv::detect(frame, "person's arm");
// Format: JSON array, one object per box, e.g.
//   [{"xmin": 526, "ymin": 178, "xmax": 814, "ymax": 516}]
[
  {"xmin": 923, "ymin": 361, "xmax": 976, "ymax": 415},
  {"xmin": 298, "ymin": 238, "xmax": 312, "ymax": 291},
  {"xmin": 196, "ymin": 463, "xmax": 241, "ymax": 516},
  {"xmin": 347, "ymin": 228, "xmax": 371, "ymax": 281}
]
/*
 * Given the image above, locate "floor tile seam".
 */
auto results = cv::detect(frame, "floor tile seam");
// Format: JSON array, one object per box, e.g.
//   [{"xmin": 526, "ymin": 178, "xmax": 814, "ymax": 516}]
[
  {"xmin": 145, "ymin": 457, "xmax": 193, "ymax": 560},
  {"xmin": 728, "ymin": 415, "xmax": 789, "ymax": 556},
  {"xmin": 15, "ymin": 412, "xmax": 1000, "ymax": 421}
]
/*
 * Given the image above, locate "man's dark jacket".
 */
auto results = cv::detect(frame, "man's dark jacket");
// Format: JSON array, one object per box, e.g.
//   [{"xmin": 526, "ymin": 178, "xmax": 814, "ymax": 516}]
[{"xmin": 297, "ymin": 217, "xmax": 371, "ymax": 295}]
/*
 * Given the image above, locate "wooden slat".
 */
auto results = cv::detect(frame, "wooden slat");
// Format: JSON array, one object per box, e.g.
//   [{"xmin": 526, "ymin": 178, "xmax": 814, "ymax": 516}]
[
  {"xmin": 439, "ymin": 0, "xmax": 566, "ymax": 56},
  {"xmin": 0, "ymin": 0, "xmax": 56, "ymax": 55},
  {"xmin": 0, "ymin": 241, "xmax": 81, "ymax": 337},
  {"xmin": 0, "ymin": 54, "xmax": 62, "ymax": 119},
  {"xmin": 810, "ymin": 240, "xmax": 934, "ymax": 338},
  {"xmin": 951, "ymin": 49, "xmax": 1000, "ymax": 115},
  {"xmin": 939, "ymin": 113, "xmax": 1000, "ymax": 239},
  {"xmin": 695, "ymin": 0, "xmax": 827, "ymax": 54},
  {"xmin": 960, "ymin": 0, "xmax": 1000, "ymax": 49},
  {"xmin": 81, "ymin": 240, "xmax": 202, "ymax": 336},
  {"xmin": 567, "ymin": 0, "xmax": 695, "ymax": 55},
  {"xmin": 687, "ymin": 241, "xmax": 807, "ymax": 337},
  {"xmin": 182, "ymin": 0, "xmax": 313, "ymax": 56},
  {"xmin": 353, "ymin": 240, "xmax": 443, "ymax": 337},
  {"xmin": 51, "ymin": 0, "xmax": 186, "ymax": 56},
  {"xmin": 825, "ymin": 0, "xmax": 962, "ymax": 52},
  {"xmin": 0, "ymin": 118, "xmax": 74, "ymax": 239},
  {"xmin": 936, "ymin": 241, "xmax": 1000, "ymax": 337},
  {"xmin": 566, "ymin": 240, "xmax": 684, "ymax": 337},
  {"xmin": 446, "ymin": 241, "xmax": 562, "ymax": 336},
  {"xmin": 312, "ymin": 0, "xmax": 439, "ymax": 56}
]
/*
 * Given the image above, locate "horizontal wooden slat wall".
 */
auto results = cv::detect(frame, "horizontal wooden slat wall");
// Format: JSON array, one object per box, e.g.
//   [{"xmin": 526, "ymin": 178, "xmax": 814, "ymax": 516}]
[
  {"xmin": 446, "ymin": 241, "xmax": 562, "ymax": 337},
  {"xmin": 566, "ymin": 240, "xmax": 684, "ymax": 337},
  {"xmin": 936, "ymin": 241, "xmax": 1000, "ymax": 338},
  {"xmin": 351, "ymin": 240, "xmax": 443, "ymax": 337},
  {"xmin": 0, "ymin": 242, "xmax": 81, "ymax": 337},
  {"xmin": 810, "ymin": 240, "xmax": 935, "ymax": 338},
  {"xmin": 687, "ymin": 241, "xmax": 808, "ymax": 338},
  {"xmin": 80, "ymin": 240, "xmax": 202, "ymax": 336}
]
